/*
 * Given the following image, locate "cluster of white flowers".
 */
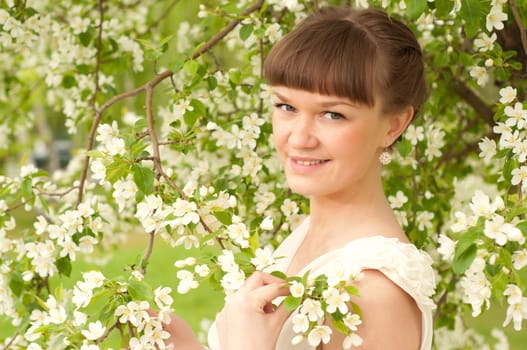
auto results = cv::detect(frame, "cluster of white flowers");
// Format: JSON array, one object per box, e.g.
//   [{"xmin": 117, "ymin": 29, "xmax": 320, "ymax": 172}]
[
  {"xmin": 115, "ymin": 299, "xmax": 172, "ymax": 349},
  {"xmin": 289, "ymin": 268, "xmax": 363, "ymax": 349},
  {"xmin": 467, "ymin": 1, "xmax": 508, "ymax": 86},
  {"xmin": 217, "ymin": 249, "xmax": 246, "ymax": 295},
  {"xmin": 96, "ymin": 121, "xmax": 126, "ymax": 157},
  {"xmin": 503, "ymin": 284, "xmax": 527, "ymax": 331},
  {"xmin": 459, "ymin": 252, "xmax": 492, "ymax": 317}
]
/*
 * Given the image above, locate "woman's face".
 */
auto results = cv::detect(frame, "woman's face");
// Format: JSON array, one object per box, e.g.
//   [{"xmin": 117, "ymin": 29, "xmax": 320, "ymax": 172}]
[{"xmin": 271, "ymin": 86, "xmax": 391, "ymax": 200}]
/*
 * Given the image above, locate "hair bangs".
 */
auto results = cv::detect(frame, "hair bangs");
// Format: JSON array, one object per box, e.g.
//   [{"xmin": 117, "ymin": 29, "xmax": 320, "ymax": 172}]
[{"xmin": 264, "ymin": 20, "xmax": 378, "ymax": 107}]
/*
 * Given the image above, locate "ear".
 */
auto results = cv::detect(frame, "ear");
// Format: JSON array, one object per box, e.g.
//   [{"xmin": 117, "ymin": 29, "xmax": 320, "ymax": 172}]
[{"xmin": 384, "ymin": 106, "xmax": 414, "ymax": 147}]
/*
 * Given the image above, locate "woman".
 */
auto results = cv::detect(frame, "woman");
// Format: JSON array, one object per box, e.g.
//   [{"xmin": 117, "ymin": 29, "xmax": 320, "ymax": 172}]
[{"xmin": 164, "ymin": 6, "xmax": 436, "ymax": 350}]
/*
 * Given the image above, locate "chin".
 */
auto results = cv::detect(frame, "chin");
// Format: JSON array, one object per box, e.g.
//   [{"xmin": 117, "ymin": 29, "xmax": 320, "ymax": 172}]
[{"xmin": 286, "ymin": 180, "xmax": 321, "ymax": 197}]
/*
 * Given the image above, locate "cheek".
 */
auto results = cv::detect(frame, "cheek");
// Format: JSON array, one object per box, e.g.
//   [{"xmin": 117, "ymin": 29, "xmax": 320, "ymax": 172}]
[{"xmin": 271, "ymin": 114, "xmax": 286, "ymax": 150}]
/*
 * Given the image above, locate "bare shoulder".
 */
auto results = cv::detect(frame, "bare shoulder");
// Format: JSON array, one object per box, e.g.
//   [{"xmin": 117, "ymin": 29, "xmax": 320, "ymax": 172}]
[
  {"xmin": 357, "ymin": 269, "xmax": 421, "ymax": 349},
  {"xmin": 323, "ymin": 269, "xmax": 422, "ymax": 350}
]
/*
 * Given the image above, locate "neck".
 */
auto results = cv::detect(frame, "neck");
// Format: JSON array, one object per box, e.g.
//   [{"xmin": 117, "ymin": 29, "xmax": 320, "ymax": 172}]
[{"xmin": 306, "ymin": 174, "xmax": 404, "ymax": 243}]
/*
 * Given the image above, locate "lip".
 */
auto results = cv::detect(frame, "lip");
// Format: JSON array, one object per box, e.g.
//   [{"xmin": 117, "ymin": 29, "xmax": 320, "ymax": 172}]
[{"xmin": 288, "ymin": 156, "xmax": 330, "ymax": 173}]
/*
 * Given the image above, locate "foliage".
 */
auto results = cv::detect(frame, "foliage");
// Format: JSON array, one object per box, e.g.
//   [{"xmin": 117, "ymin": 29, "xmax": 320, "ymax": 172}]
[{"xmin": 0, "ymin": 0, "xmax": 526, "ymax": 349}]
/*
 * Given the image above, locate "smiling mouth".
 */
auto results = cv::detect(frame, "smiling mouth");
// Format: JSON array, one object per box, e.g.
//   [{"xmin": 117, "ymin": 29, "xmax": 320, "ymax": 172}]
[{"xmin": 293, "ymin": 159, "xmax": 329, "ymax": 166}]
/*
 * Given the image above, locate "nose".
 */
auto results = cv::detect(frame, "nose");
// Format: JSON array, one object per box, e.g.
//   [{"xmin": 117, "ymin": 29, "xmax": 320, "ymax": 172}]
[{"xmin": 288, "ymin": 116, "xmax": 318, "ymax": 149}]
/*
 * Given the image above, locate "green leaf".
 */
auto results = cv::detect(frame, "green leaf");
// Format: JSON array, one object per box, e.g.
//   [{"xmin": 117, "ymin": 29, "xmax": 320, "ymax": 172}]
[
  {"xmin": 452, "ymin": 243, "xmax": 477, "ymax": 275},
  {"xmin": 128, "ymin": 279, "xmax": 153, "ymax": 301},
  {"xmin": 270, "ymin": 270, "xmax": 288, "ymax": 280},
  {"xmin": 435, "ymin": 0, "xmax": 455, "ymax": 18},
  {"xmin": 283, "ymin": 295, "xmax": 302, "ymax": 311},
  {"xmin": 79, "ymin": 30, "xmax": 93, "ymax": 47},
  {"xmin": 239, "ymin": 24, "xmax": 253, "ymax": 41},
  {"xmin": 38, "ymin": 195, "xmax": 49, "ymax": 213},
  {"xmin": 460, "ymin": 0, "xmax": 481, "ymax": 38},
  {"xmin": 433, "ymin": 51, "xmax": 450, "ymax": 67},
  {"xmin": 207, "ymin": 76, "xmax": 218, "ymax": 90},
  {"xmin": 61, "ymin": 75, "xmax": 76, "ymax": 89},
  {"xmin": 134, "ymin": 118, "xmax": 148, "ymax": 133},
  {"xmin": 213, "ymin": 210, "xmax": 232, "ymax": 225},
  {"xmin": 229, "ymin": 70, "xmax": 242, "ymax": 85},
  {"xmin": 191, "ymin": 99, "xmax": 207, "ymax": 116},
  {"xmin": 105, "ymin": 160, "xmax": 128, "ymax": 183},
  {"xmin": 184, "ymin": 109, "xmax": 199, "ymax": 128},
  {"xmin": 332, "ymin": 318, "xmax": 350, "ymax": 334},
  {"xmin": 459, "ymin": 52, "xmax": 474, "ymax": 67},
  {"xmin": 56, "ymin": 256, "xmax": 72, "ymax": 277},
  {"xmin": 517, "ymin": 221, "xmax": 527, "ymax": 236},
  {"xmin": 183, "ymin": 60, "xmax": 199, "ymax": 76},
  {"xmin": 132, "ymin": 164, "xmax": 154, "ymax": 195},
  {"xmin": 405, "ymin": 0, "xmax": 428, "ymax": 20},
  {"xmin": 9, "ymin": 272, "xmax": 24, "ymax": 297},
  {"xmin": 396, "ymin": 139, "xmax": 412, "ymax": 158},
  {"xmin": 86, "ymin": 150, "xmax": 105, "ymax": 158},
  {"xmin": 21, "ymin": 177, "xmax": 33, "ymax": 199},
  {"xmin": 249, "ymin": 232, "xmax": 259, "ymax": 252}
]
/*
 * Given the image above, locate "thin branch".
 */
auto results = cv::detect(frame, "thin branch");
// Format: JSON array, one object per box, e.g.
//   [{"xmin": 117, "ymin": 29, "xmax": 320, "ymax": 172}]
[
  {"xmin": 141, "ymin": 231, "xmax": 155, "ymax": 274},
  {"xmin": 433, "ymin": 274, "xmax": 458, "ymax": 323},
  {"xmin": 190, "ymin": 0, "xmax": 264, "ymax": 60},
  {"xmin": 95, "ymin": 322, "xmax": 118, "ymax": 345},
  {"xmin": 509, "ymin": 0, "xmax": 527, "ymax": 58},
  {"xmin": 141, "ymin": 0, "xmax": 181, "ymax": 36},
  {"xmin": 6, "ymin": 200, "xmax": 29, "ymax": 213},
  {"xmin": 76, "ymin": 70, "xmax": 173, "ymax": 207},
  {"xmin": 450, "ymin": 77, "xmax": 495, "ymax": 127},
  {"xmin": 91, "ymin": 0, "xmax": 104, "ymax": 108},
  {"xmin": 35, "ymin": 186, "xmax": 79, "ymax": 197},
  {"xmin": 2, "ymin": 329, "xmax": 19, "ymax": 350},
  {"xmin": 135, "ymin": 156, "xmax": 155, "ymax": 162}
]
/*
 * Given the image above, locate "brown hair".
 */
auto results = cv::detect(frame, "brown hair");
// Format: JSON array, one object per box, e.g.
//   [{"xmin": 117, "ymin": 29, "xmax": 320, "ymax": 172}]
[{"xmin": 263, "ymin": 7, "xmax": 427, "ymax": 117}]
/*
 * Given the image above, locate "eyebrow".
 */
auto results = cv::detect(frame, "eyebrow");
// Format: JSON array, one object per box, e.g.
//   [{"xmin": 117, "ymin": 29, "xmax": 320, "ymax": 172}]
[{"xmin": 272, "ymin": 90, "xmax": 358, "ymax": 108}]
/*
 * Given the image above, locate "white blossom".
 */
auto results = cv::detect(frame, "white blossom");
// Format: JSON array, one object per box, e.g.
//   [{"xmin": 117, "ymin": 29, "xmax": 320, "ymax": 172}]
[{"xmin": 81, "ymin": 321, "xmax": 106, "ymax": 341}]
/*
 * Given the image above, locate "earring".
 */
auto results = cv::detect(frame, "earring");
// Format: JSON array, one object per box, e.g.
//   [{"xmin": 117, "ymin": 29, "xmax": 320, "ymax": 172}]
[{"xmin": 379, "ymin": 148, "xmax": 392, "ymax": 165}]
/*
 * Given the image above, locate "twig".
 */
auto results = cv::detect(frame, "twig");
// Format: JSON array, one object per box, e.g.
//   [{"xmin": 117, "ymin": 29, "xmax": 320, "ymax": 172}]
[
  {"xmin": 34, "ymin": 186, "xmax": 79, "ymax": 197},
  {"xmin": 95, "ymin": 322, "xmax": 118, "ymax": 345},
  {"xmin": 141, "ymin": 0, "xmax": 181, "ymax": 36},
  {"xmin": 141, "ymin": 231, "xmax": 155, "ymax": 274},
  {"xmin": 509, "ymin": 0, "xmax": 527, "ymax": 58},
  {"xmin": 433, "ymin": 274, "xmax": 458, "ymax": 323},
  {"xmin": 76, "ymin": 70, "xmax": 173, "ymax": 207},
  {"xmin": 91, "ymin": 0, "xmax": 104, "ymax": 108},
  {"xmin": 190, "ymin": 0, "xmax": 264, "ymax": 60},
  {"xmin": 450, "ymin": 77, "xmax": 495, "ymax": 127},
  {"xmin": 6, "ymin": 200, "xmax": 29, "ymax": 213},
  {"xmin": 135, "ymin": 156, "xmax": 155, "ymax": 162},
  {"xmin": 2, "ymin": 329, "xmax": 19, "ymax": 350}
]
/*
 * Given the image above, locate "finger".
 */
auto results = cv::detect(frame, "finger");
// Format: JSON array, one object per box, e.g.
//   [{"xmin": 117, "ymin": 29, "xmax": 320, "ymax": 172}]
[
  {"xmin": 240, "ymin": 271, "xmax": 288, "ymax": 292},
  {"xmin": 250, "ymin": 282, "xmax": 291, "ymax": 311},
  {"xmin": 268, "ymin": 302, "xmax": 292, "ymax": 324}
]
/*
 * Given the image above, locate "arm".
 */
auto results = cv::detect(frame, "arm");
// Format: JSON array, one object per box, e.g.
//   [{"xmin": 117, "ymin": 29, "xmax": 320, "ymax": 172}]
[
  {"xmin": 323, "ymin": 269, "xmax": 422, "ymax": 350},
  {"xmin": 157, "ymin": 312, "xmax": 206, "ymax": 350}
]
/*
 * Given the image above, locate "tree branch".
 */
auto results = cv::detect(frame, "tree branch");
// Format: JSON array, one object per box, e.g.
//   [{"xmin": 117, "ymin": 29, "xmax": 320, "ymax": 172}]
[
  {"xmin": 190, "ymin": 0, "xmax": 264, "ymax": 60},
  {"xmin": 434, "ymin": 274, "xmax": 458, "ymax": 323},
  {"xmin": 141, "ymin": 231, "xmax": 155, "ymax": 274},
  {"xmin": 450, "ymin": 77, "xmax": 495, "ymax": 127},
  {"xmin": 140, "ymin": 0, "xmax": 181, "ymax": 36},
  {"xmin": 91, "ymin": 0, "xmax": 104, "ymax": 108},
  {"xmin": 509, "ymin": 0, "xmax": 527, "ymax": 58}
]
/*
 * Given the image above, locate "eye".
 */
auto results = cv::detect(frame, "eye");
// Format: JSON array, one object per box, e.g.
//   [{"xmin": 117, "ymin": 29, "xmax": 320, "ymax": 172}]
[
  {"xmin": 275, "ymin": 103, "xmax": 296, "ymax": 112},
  {"xmin": 323, "ymin": 111, "xmax": 346, "ymax": 120}
]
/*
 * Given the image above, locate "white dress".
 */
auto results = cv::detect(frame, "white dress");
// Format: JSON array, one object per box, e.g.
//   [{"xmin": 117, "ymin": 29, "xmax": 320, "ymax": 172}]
[{"xmin": 208, "ymin": 217, "xmax": 436, "ymax": 350}]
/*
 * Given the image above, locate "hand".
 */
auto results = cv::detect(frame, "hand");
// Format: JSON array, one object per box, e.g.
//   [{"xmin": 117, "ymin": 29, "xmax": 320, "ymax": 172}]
[{"xmin": 215, "ymin": 271, "xmax": 291, "ymax": 350}]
